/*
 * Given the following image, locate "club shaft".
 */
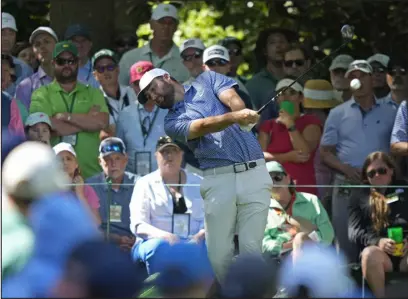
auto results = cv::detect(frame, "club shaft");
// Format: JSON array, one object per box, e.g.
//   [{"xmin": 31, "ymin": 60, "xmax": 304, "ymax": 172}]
[{"xmin": 257, "ymin": 41, "xmax": 349, "ymax": 114}]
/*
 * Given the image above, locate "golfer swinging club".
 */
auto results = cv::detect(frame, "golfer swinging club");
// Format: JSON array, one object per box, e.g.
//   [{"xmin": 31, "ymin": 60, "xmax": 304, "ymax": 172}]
[{"xmin": 137, "ymin": 67, "xmax": 272, "ymax": 282}]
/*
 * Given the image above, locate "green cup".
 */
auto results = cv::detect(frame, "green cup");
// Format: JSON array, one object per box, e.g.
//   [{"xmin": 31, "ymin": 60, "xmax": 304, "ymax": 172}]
[{"xmin": 279, "ymin": 100, "xmax": 295, "ymax": 116}]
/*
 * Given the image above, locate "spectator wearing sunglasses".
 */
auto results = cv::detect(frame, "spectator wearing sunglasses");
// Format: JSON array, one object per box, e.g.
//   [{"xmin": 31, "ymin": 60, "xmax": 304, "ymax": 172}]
[
  {"xmin": 114, "ymin": 32, "xmax": 138, "ymax": 60},
  {"xmin": 85, "ymin": 137, "xmax": 139, "ymax": 251},
  {"xmin": 30, "ymin": 41, "xmax": 109, "ymax": 179},
  {"xmin": 116, "ymin": 60, "xmax": 167, "ymax": 176},
  {"xmin": 246, "ymin": 28, "xmax": 296, "ymax": 111},
  {"xmin": 64, "ymin": 24, "xmax": 100, "ymax": 88},
  {"xmin": 180, "ymin": 38, "xmax": 205, "ymax": 85},
  {"xmin": 384, "ymin": 56, "xmax": 408, "ymax": 107},
  {"xmin": 202, "ymin": 45, "xmax": 253, "ymax": 109},
  {"xmin": 129, "ymin": 136, "xmax": 205, "ymax": 275},
  {"xmin": 263, "ymin": 161, "xmax": 334, "ymax": 262},
  {"xmin": 368, "ymin": 54, "xmax": 390, "ymax": 100},
  {"xmin": 92, "ymin": 49, "xmax": 137, "ymax": 138},
  {"xmin": 347, "ymin": 151, "xmax": 408, "ymax": 298},
  {"xmin": 219, "ymin": 37, "xmax": 249, "ymax": 95},
  {"xmin": 118, "ymin": 4, "xmax": 189, "ymax": 86},
  {"xmin": 320, "ymin": 60, "xmax": 397, "ymax": 263},
  {"xmin": 283, "ymin": 44, "xmax": 312, "ymax": 85}
]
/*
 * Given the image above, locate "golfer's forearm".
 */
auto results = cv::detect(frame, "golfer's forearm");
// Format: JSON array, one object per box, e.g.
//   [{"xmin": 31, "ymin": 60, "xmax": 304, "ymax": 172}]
[
  {"xmin": 188, "ymin": 113, "xmax": 236, "ymax": 140},
  {"xmin": 136, "ymin": 222, "xmax": 170, "ymax": 239},
  {"xmin": 391, "ymin": 142, "xmax": 408, "ymax": 156}
]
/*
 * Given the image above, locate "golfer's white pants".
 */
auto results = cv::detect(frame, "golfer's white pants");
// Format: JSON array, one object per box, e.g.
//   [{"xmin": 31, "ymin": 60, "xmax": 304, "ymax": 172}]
[{"xmin": 199, "ymin": 162, "xmax": 272, "ymax": 283}]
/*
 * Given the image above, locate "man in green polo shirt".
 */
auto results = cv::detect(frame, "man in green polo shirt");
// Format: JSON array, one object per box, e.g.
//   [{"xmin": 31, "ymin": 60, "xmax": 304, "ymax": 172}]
[{"xmin": 30, "ymin": 41, "xmax": 109, "ymax": 178}]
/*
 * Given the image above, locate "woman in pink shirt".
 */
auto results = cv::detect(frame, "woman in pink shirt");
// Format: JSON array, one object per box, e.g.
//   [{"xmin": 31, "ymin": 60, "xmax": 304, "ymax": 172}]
[{"xmin": 53, "ymin": 142, "xmax": 101, "ymax": 225}]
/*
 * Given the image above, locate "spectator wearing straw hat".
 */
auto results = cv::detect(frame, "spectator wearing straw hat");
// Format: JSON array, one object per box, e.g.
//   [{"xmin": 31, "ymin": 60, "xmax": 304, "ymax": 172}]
[{"xmin": 302, "ymin": 79, "xmax": 341, "ymax": 200}]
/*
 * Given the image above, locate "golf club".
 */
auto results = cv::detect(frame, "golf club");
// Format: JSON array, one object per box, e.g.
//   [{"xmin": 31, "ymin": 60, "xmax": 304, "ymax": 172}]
[{"xmin": 257, "ymin": 24, "xmax": 355, "ymax": 114}]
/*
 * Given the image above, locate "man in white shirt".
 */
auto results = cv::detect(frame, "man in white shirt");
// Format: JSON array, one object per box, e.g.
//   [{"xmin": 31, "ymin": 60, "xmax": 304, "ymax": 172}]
[
  {"xmin": 92, "ymin": 49, "xmax": 137, "ymax": 137},
  {"xmin": 118, "ymin": 3, "xmax": 189, "ymax": 85},
  {"xmin": 129, "ymin": 136, "xmax": 205, "ymax": 274}
]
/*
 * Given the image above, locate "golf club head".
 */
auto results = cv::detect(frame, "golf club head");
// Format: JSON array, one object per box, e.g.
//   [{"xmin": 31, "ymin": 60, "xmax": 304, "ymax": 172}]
[{"xmin": 341, "ymin": 25, "xmax": 354, "ymax": 42}]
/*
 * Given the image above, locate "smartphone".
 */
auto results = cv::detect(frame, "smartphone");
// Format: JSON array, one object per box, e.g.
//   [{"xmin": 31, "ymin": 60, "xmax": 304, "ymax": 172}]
[{"xmin": 279, "ymin": 100, "xmax": 295, "ymax": 116}]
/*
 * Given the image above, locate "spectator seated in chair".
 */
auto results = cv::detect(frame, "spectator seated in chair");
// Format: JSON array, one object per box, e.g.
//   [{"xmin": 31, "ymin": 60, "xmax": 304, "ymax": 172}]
[
  {"xmin": 348, "ymin": 151, "xmax": 408, "ymax": 298},
  {"xmin": 262, "ymin": 161, "xmax": 334, "ymax": 263}
]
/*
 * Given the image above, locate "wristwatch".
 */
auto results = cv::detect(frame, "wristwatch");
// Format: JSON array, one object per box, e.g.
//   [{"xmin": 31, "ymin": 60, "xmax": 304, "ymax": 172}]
[{"xmin": 288, "ymin": 125, "xmax": 296, "ymax": 132}]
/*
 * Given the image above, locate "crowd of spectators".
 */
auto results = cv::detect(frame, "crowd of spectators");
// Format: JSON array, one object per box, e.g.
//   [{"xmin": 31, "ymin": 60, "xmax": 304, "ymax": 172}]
[{"xmin": 2, "ymin": 3, "xmax": 408, "ymax": 298}]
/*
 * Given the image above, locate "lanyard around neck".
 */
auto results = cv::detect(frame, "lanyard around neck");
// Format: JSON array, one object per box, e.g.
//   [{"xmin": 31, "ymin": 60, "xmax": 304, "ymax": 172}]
[
  {"xmin": 60, "ymin": 92, "xmax": 76, "ymax": 113},
  {"xmin": 137, "ymin": 103, "xmax": 160, "ymax": 147}
]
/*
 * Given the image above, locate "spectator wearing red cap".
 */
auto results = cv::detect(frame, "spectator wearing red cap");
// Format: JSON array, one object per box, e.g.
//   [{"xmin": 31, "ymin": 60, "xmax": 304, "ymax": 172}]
[
  {"xmin": 116, "ymin": 61, "xmax": 167, "ymax": 176},
  {"xmin": 92, "ymin": 49, "xmax": 137, "ymax": 138}
]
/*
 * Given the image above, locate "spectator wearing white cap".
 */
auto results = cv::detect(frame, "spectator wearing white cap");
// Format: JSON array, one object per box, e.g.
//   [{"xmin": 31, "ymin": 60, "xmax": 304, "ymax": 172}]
[
  {"xmin": 329, "ymin": 54, "xmax": 354, "ymax": 102},
  {"xmin": 180, "ymin": 38, "xmax": 205, "ymax": 85},
  {"xmin": 24, "ymin": 112, "xmax": 52, "ymax": 145},
  {"xmin": 53, "ymin": 142, "xmax": 101, "ymax": 225},
  {"xmin": 258, "ymin": 77, "xmax": 322, "ymax": 196},
  {"xmin": 368, "ymin": 53, "xmax": 390, "ymax": 100},
  {"xmin": 1, "ymin": 12, "xmax": 33, "ymax": 96},
  {"xmin": 320, "ymin": 59, "xmax": 397, "ymax": 263},
  {"xmin": 3, "ymin": 142, "xmax": 70, "ymax": 215},
  {"xmin": 202, "ymin": 45, "xmax": 253, "ymax": 109},
  {"xmin": 118, "ymin": 4, "xmax": 189, "ymax": 86},
  {"xmin": 14, "ymin": 27, "xmax": 58, "ymax": 113}
]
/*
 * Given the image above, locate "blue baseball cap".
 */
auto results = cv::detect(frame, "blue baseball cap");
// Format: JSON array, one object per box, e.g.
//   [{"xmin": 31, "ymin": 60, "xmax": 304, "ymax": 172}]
[
  {"xmin": 1, "ymin": 126, "xmax": 25, "ymax": 165},
  {"xmin": 64, "ymin": 23, "xmax": 91, "ymax": 40},
  {"xmin": 67, "ymin": 239, "xmax": 145, "ymax": 297},
  {"xmin": 2, "ymin": 192, "xmax": 101, "ymax": 297},
  {"xmin": 154, "ymin": 243, "xmax": 213, "ymax": 291}
]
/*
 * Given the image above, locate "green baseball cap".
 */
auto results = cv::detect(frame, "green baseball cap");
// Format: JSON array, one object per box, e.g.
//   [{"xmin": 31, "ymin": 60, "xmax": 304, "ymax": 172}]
[
  {"xmin": 91, "ymin": 49, "xmax": 117, "ymax": 68},
  {"xmin": 266, "ymin": 161, "xmax": 286, "ymax": 174},
  {"xmin": 53, "ymin": 41, "xmax": 78, "ymax": 59}
]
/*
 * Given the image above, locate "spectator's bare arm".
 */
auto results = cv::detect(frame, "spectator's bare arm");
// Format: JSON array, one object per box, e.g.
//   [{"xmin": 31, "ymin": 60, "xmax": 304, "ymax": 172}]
[{"xmin": 50, "ymin": 118, "xmax": 82, "ymax": 136}]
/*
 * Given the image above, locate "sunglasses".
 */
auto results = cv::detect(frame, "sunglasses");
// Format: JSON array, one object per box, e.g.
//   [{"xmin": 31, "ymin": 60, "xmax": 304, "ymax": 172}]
[
  {"xmin": 228, "ymin": 48, "xmax": 242, "ymax": 56},
  {"xmin": 367, "ymin": 167, "xmax": 388, "ymax": 179},
  {"xmin": 372, "ymin": 67, "xmax": 385, "ymax": 73},
  {"xmin": 55, "ymin": 57, "xmax": 78, "ymax": 66},
  {"xmin": 95, "ymin": 64, "xmax": 117, "ymax": 73},
  {"xmin": 206, "ymin": 59, "xmax": 229, "ymax": 67},
  {"xmin": 389, "ymin": 68, "xmax": 407, "ymax": 76},
  {"xmin": 181, "ymin": 51, "xmax": 203, "ymax": 62},
  {"xmin": 271, "ymin": 173, "xmax": 286, "ymax": 183},
  {"xmin": 284, "ymin": 59, "xmax": 305, "ymax": 68},
  {"xmin": 100, "ymin": 143, "xmax": 125, "ymax": 155}
]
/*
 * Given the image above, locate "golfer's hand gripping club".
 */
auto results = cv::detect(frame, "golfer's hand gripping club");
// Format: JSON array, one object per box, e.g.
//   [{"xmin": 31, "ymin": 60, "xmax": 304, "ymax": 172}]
[{"xmin": 236, "ymin": 109, "xmax": 260, "ymax": 132}]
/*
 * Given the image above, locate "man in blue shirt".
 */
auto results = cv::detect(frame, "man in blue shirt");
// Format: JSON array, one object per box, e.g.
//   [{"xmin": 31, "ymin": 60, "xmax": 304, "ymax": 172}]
[{"xmin": 137, "ymin": 68, "xmax": 273, "ymax": 282}]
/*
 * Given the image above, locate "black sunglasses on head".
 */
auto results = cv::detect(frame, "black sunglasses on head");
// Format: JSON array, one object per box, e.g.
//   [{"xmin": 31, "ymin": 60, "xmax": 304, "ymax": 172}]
[
  {"xmin": 95, "ymin": 64, "xmax": 117, "ymax": 73},
  {"xmin": 206, "ymin": 59, "xmax": 229, "ymax": 67},
  {"xmin": 367, "ymin": 167, "xmax": 388, "ymax": 179},
  {"xmin": 55, "ymin": 57, "xmax": 78, "ymax": 66},
  {"xmin": 100, "ymin": 142, "xmax": 125, "ymax": 155},
  {"xmin": 284, "ymin": 59, "xmax": 305, "ymax": 68},
  {"xmin": 181, "ymin": 50, "xmax": 203, "ymax": 62}
]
